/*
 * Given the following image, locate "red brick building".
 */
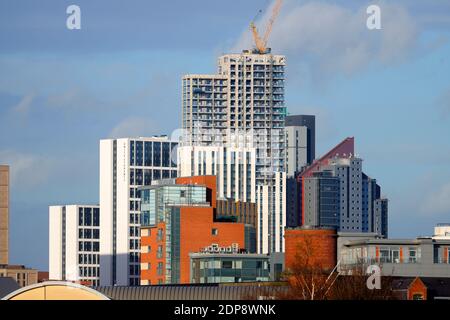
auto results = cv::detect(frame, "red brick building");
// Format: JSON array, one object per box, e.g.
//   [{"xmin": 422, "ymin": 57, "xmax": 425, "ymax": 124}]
[
  {"xmin": 284, "ymin": 227, "xmax": 338, "ymax": 271},
  {"xmin": 140, "ymin": 176, "xmax": 251, "ymax": 285},
  {"xmin": 392, "ymin": 277, "xmax": 450, "ymax": 300}
]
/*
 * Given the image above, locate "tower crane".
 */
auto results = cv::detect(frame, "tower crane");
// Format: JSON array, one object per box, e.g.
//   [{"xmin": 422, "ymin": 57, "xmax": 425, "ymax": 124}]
[{"xmin": 250, "ymin": 0, "xmax": 283, "ymax": 54}]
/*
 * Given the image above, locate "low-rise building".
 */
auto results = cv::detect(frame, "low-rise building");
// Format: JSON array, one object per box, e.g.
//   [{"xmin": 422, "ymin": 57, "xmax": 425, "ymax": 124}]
[
  {"xmin": 49, "ymin": 205, "xmax": 100, "ymax": 286},
  {"xmin": 392, "ymin": 277, "xmax": 450, "ymax": 300},
  {"xmin": 0, "ymin": 265, "xmax": 38, "ymax": 287},
  {"xmin": 139, "ymin": 176, "xmax": 256, "ymax": 285},
  {"xmin": 190, "ymin": 250, "xmax": 270, "ymax": 284},
  {"xmin": 339, "ymin": 226, "xmax": 450, "ymax": 278}
]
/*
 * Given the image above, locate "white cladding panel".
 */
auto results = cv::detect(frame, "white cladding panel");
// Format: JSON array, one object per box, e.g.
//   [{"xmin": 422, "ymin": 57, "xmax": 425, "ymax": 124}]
[
  {"xmin": 99, "ymin": 139, "xmax": 114, "ymax": 285},
  {"xmin": 64, "ymin": 205, "xmax": 78, "ymax": 281},
  {"xmin": 116, "ymin": 138, "xmax": 131, "ymax": 286},
  {"xmin": 49, "ymin": 206, "xmax": 63, "ymax": 280}
]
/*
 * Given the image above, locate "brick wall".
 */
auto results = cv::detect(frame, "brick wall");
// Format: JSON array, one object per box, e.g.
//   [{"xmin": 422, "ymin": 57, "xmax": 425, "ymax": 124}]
[{"xmin": 285, "ymin": 228, "xmax": 337, "ymax": 271}]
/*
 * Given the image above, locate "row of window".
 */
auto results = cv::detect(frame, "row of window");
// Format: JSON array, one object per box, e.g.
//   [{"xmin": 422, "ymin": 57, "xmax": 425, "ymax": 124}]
[
  {"xmin": 78, "ymin": 253, "xmax": 100, "ymax": 265},
  {"xmin": 129, "ymin": 168, "xmax": 177, "ymax": 186},
  {"xmin": 141, "ymin": 278, "xmax": 164, "ymax": 285},
  {"xmin": 343, "ymin": 247, "xmax": 420, "ymax": 264},
  {"xmin": 129, "ymin": 226, "xmax": 139, "ymax": 237},
  {"xmin": 78, "ymin": 228, "xmax": 99, "ymax": 240},
  {"xmin": 129, "ymin": 264, "xmax": 140, "ymax": 276},
  {"xmin": 140, "ymin": 261, "xmax": 164, "ymax": 275},
  {"xmin": 78, "ymin": 241, "xmax": 100, "ymax": 252},
  {"xmin": 129, "ymin": 278, "xmax": 140, "ymax": 286},
  {"xmin": 79, "ymin": 266, "xmax": 99, "ymax": 278},
  {"xmin": 198, "ymin": 260, "xmax": 268, "ymax": 270},
  {"xmin": 130, "ymin": 213, "xmax": 140, "ymax": 224},
  {"xmin": 78, "ymin": 208, "xmax": 100, "ymax": 227},
  {"xmin": 129, "ymin": 252, "xmax": 139, "ymax": 263},
  {"xmin": 130, "ymin": 141, "xmax": 177, "ymax": 168},
  {"xmin": 129, "ymin": 239, "xmax": 140, "ymax": 250}
]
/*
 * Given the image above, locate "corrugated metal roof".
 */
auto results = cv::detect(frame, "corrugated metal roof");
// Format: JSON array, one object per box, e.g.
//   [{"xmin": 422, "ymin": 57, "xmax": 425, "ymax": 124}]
[
  {"xmin": 94, "ymin": 284, "xmax": 285, "ymax": 300},
  {"xmin": 0, "ymin": 277, "xmax": 20, "ymax": 299}
]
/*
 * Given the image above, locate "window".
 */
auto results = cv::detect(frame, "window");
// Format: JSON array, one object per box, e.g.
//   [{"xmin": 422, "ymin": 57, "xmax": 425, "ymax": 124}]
[
  {"xmin": 157, "ymin": 228, "xmax": 164, "ymax": 241},
  {"xmin": 84, "ymin": 229, "xmax": 92, "ymax": 239},
  {"xmin": 93, "ymin": 208, "xmax": 100, "ymax": 226},
  {"xmin": 392, "ymin": 249, "xmax": 400, "ymax": 263},
  {"xmin": 157, "ymin": 262, "xmax": 163, "ymax": 275},
  {"xmin": 409, "ymin": 248, "xmax": 418, "ymax": 263},
  {"xmin": 153, "ymin": 142, "xmax": 161, "ymax": 167},
  {"xmin": 412, "ymin": 293, "xmax": 424, "ymax": 300},
  {"xmin": 84, "ymin": 208, "xmax": 92, "ymax": 226},
  {"xmin": 144, "ymin": 141, "xmax": 152, "ymax": 166},
  {"xmin": 379, "ymin": 248, "xmax": 390, "ymax": 263},
  {"xmin": 212, "ymin": 228, "xmax": 218, "ymax": 236},
  {"xmin": 144, "ymin": 169, "xmax": 152, "ymax": 185},
  {"xmin": 157, "ymin": 245, "xmax": 163, "ymax": 259},
  {"xmin": 222, "ymin": 261, "xmax": 233, "ymax": 269}
]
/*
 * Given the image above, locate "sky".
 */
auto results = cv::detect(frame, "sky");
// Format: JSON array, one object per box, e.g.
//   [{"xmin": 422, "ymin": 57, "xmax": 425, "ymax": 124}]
[{"xmin": 0, "ymin": 0, "xmax": 449, "ymax": 271}]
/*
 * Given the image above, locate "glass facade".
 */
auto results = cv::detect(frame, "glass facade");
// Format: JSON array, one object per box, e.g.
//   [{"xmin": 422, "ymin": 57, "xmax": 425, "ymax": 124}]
[
  {"xmin": 140, "ymin": 185, "xmax": 208, "ymax": 227},
  {"xmin": 190, "ymin": 254, "xmax": 270, "ymax": 284},
  {"xmin": 341, "ymin": 245, "xmax": 422, "ymax": 265},
  {"xmin": 126, "ymin": 138, "xmax": 178, "ymax": 286},
  {"xmin": 77, "ymin": 206, "xmax": 100, "ymax": 286}
]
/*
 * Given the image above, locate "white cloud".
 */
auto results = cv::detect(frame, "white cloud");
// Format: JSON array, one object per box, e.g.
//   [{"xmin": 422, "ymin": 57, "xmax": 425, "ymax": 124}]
[
  {"xmin": 11, "ymin": 93, "xmax": 35, "ymax": 115},
  {"xmin": 45, "ymin": 88, "xmax": 108, "ymax": 113},
  {"xmin": 233, "ymin": 0, "xmax": 418, "ymax": 78},
  {"xmin": 420, "ymin": 182, "xmax": 450, "ymax": 216},
  {"xmin": 0, "ymin": 150, "xmax": 53, "ymax": 189},
  {"xmin": 108, "ymin": 116, "xmax": 160, "ymax": 139}
]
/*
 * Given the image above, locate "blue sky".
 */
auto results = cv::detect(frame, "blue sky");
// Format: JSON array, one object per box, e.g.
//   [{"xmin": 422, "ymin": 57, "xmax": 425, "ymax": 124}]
[{"xmin": 0, "ymin": 0, "xmax": 449, "ymax": 270}]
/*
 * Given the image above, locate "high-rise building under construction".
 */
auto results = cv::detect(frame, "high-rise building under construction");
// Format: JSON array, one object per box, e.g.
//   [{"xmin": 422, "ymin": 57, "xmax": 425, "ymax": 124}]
[{"xmin": 180, "ymin": 49, "xmax": 287, "ymax": 254}]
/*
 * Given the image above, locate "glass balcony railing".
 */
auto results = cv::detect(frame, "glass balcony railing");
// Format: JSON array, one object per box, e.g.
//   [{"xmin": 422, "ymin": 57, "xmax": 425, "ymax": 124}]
[
  {"xmin": 341, "ymin": 257, "xmax": 421, "ymax": 266},
  {"xmin": 434, "ymin": 258, "xmax": 450, "ymax": 264}
]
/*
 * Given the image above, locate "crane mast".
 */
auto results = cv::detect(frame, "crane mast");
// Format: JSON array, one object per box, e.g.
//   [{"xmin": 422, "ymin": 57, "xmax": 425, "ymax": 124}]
[{"xmin": 250, "ymin": 0, "xmax": 283, "ymax": 54}]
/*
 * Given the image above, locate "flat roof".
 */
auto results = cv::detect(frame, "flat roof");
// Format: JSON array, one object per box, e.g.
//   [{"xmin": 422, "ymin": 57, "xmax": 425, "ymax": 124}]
[
  {"xmin": 342, "ymin": 237, "xmax": 450, "ymax": 247},
  {"xmin": 190, "ymin": 253, "xmax": 269, "ymax": 259}
]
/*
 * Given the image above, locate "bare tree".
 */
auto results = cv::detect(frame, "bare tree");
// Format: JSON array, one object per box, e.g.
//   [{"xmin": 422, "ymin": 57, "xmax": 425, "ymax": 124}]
[
  {"xmin": 279, "ymin": 238, "xmax": 396, "ymax": 300},
  {"xmin": 329, "ymin": 269, "xmax": 395, "ymax": 300},
  {"xmin": 279, "ymin": 237, "xmax": 337, "ymax": 300}
]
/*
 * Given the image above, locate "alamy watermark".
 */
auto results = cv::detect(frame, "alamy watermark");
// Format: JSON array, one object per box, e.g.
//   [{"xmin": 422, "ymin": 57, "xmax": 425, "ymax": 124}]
[
  {"xmin": 66, "ymin": 4, "xmax": 381, "ymax": 31},
  {"xmin": 66, "ymin": 5, "xmax": 81, "ymax": 30},
  {"xmin": 367, "ymin": 5, "xmax": 382, "ymax": 30},
  {"xmin": 366, "ymin": 264, "xmax": 382, "ymax": 290}
]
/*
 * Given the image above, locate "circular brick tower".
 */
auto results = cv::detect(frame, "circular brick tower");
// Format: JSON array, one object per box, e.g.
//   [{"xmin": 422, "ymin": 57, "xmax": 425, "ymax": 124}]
[{"xmin": 284, "ymin": 226, "xmax": 338, "ymax": 272}]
